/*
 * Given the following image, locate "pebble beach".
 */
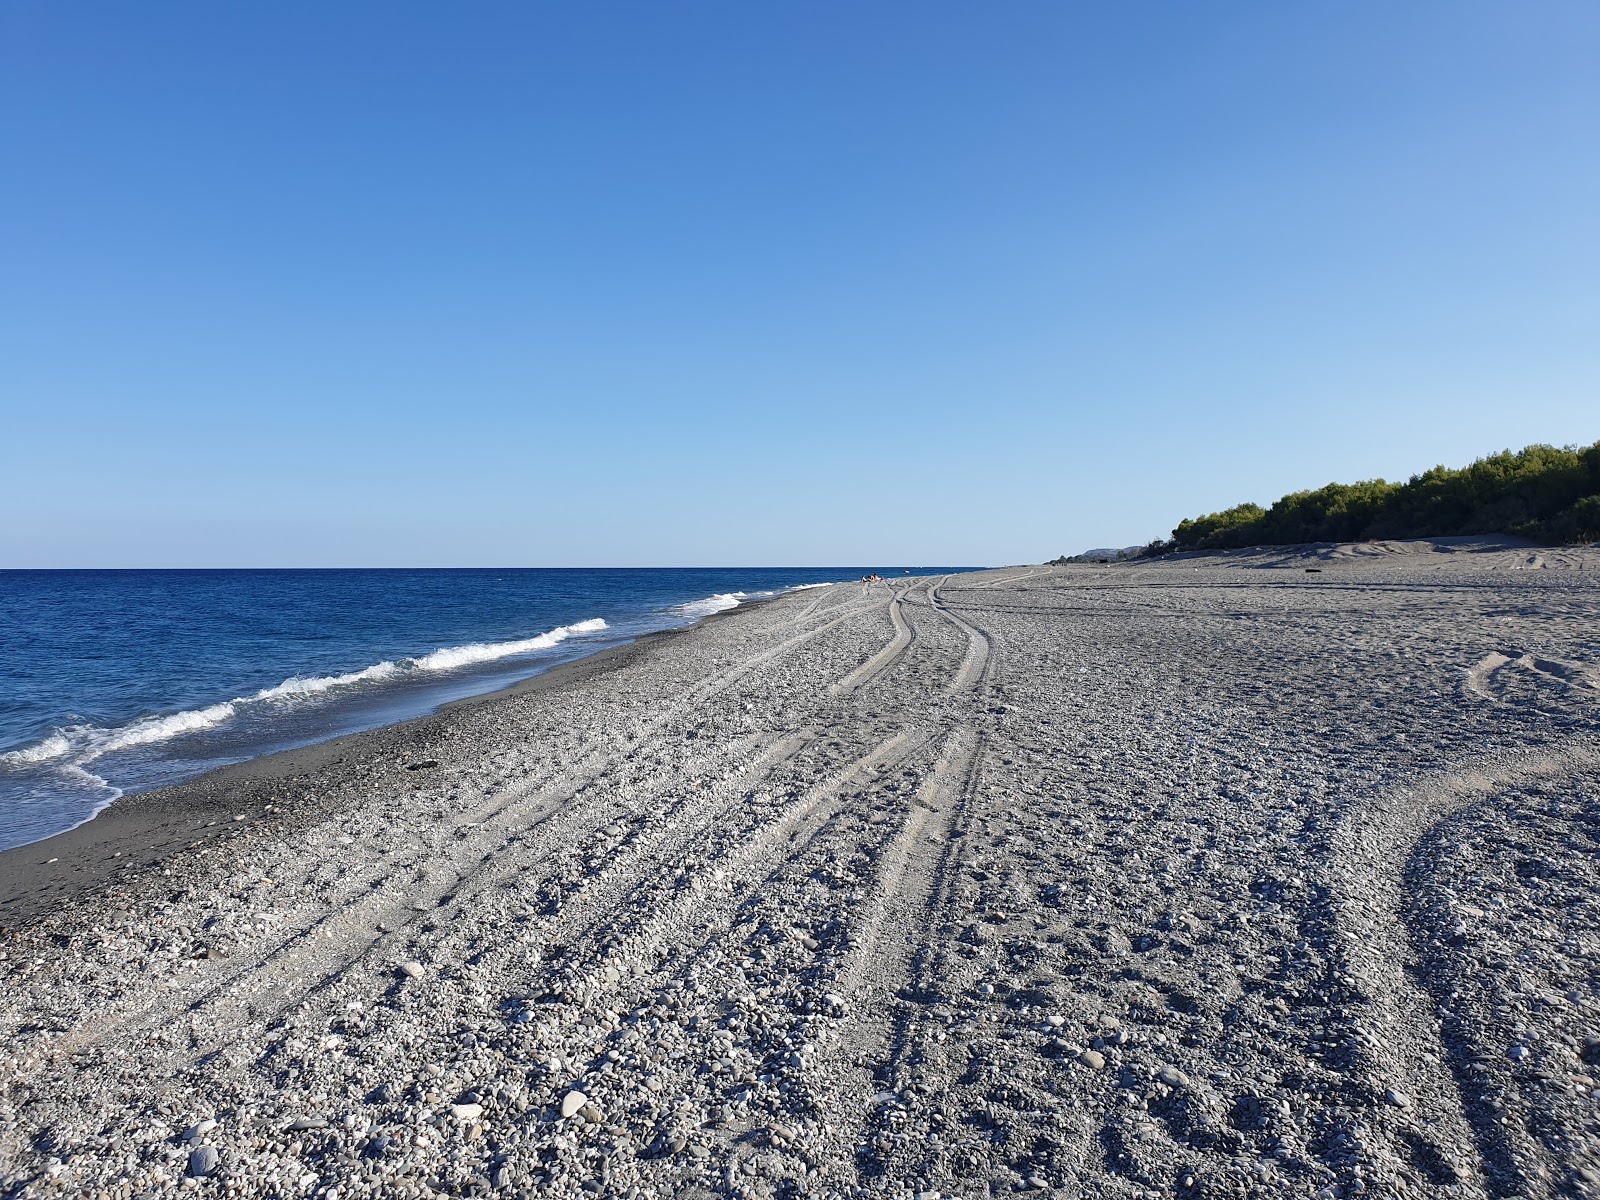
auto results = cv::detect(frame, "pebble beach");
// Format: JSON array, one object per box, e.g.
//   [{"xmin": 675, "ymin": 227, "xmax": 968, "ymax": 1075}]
[{"xmin": 2, "ymin": 542, "xmax": 1598, "ymax": 1199}]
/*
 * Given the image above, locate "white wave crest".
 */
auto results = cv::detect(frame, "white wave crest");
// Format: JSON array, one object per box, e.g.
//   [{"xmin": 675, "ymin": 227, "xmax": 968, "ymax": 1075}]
[
  {"xmin": 674, "ymin": 592, "xmax": 747, "ymax": 618},
  {"xmin": 1, "ymin": 617, "xmax": 610, "ymax": 772},
  {"xmin": 0, "ymin": 733, "xmax": 73, "ymax": 767},
  {"xmin": 255, "ymin": 659, "xmax": 403, "ymax": 701},
  {"xmin": 787, "ymin": 582, "xmax": 836, "ymax": 591},
  {"xmin": 89, "ymin": 702, "xmax": 238, "ymax": 759},
  {"xmin": 408, "ymin": 618, "xmax": 608, "ymax": 672}
]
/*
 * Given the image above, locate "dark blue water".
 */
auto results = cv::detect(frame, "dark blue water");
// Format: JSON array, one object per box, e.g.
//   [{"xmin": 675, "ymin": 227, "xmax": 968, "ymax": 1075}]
[{"xmin": 0, "ymin": 568, "xmax": 965, "ymax": 850}]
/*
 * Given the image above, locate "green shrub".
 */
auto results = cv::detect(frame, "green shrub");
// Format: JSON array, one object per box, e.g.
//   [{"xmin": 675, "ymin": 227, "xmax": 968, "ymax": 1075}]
[{"xmin": 1166, "ymin": 441, "xmax": 1600, "ymax": 551}]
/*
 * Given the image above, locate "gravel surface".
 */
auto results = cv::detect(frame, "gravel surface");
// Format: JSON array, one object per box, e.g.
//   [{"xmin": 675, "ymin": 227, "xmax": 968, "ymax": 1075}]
[{"xmin": 2, "ymin": 545, "xmax": 1598, "ymax": 1199}]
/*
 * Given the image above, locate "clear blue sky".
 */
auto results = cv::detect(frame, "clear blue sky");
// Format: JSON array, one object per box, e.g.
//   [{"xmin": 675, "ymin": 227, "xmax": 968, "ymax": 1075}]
[{"xmin": 2, "ymin": 3, "xmax": 1595, "ymax": 567}]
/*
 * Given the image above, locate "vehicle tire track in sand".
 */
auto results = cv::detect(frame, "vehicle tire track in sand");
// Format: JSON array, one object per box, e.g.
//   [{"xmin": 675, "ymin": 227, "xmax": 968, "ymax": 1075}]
[
  {"xmin": 59, "ymin": 585, "xmax": 891, "ymax": 1058},
  {"xmin": 1464, "ymin": 652, "xmax": 1515, "ymax": 701},
  {"xmin": 929, "ymin": 579, "xmax": 993, "ymax": 696},
  {"xmin": 968, "ymin": 567, "xmax": 1054, "ymax": 590},
  {"xmin": 566, "ymin": 727, "xmax": 930, "ymax": 995},
  {"xmin": 786, "ymin": 585, "xmax": 835, "ymax": 626},
  {"xmin": 180, "ymin": 731, "xmax": 828, "ymax": 1054},
  {"xmin": 47, "ymin": 584, "xmax": 887, "ymax": 1063},
  {"xmin": 814, "ymin": 725, "xmax": 980, "ymax": 1191},
  {"xmin": 48, "ymin": 730, "xmax": 794, "ymax": 1066},
  {"xmin": 1464, "ymin": 650, "xmax": 1600, "ymax": 704},
  {"xmin": 830, "ymin": 584, "xmax": 914, "ymax": 696},
  {"xmin": 1328, "ymin": 738, "xmax": 1600, "ymax": 1197}
]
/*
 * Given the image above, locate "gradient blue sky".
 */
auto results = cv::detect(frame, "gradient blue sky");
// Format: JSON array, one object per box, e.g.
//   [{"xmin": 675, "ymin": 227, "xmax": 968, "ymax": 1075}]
[{"xmin": 2, "ymin": 3, "xmax": 1595, "ymax": 567}]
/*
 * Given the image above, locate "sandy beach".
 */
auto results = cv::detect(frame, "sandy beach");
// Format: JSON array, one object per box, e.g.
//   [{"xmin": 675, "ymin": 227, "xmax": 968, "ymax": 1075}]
[{"xmin": 3, "ymin": 545, "xmax": 1598, "ymax": 1200}]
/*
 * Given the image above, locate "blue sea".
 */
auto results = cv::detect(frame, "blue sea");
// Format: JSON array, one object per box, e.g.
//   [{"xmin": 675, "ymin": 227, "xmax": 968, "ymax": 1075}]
[{"xmin": 0, "ymin": 567, "xmax": 964, "ymax": 851}]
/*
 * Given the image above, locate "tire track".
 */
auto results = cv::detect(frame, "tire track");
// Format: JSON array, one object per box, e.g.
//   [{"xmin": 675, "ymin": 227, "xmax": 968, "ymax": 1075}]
[
  {"xmin": 1328, "ymin": 738, "xmax": 1600, "ymax": 1196},
  {"xmin": 830, "ymin": 583, "xmax": 915, "ymax": 696},
  {"xmin": 54, "ymin": 729, "xmax": 778, "ymax": 1065},
  {"xmin": 46, "ymin": 590, "xmax": 887, "ymax": 1064},
  {"xmin": 929, "ymin": 578, "xmax": 993, "ymax": 696},
  {"xmin": 580, "ymin": 727, "xmax": 931, "ymax": 994},
  {"xmin": 814, "ymin": 725, "xmax": 981, "ymax": 1192},
  {"xmin": 183, "ymin": 730, "xmax": 825, "ymax": 1053}
]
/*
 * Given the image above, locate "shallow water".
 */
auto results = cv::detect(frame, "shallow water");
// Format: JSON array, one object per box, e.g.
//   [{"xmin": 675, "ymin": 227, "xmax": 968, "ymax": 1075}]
[{"xmin": 0, "ymin": 567, "xmax": 964, "ymax": 849}]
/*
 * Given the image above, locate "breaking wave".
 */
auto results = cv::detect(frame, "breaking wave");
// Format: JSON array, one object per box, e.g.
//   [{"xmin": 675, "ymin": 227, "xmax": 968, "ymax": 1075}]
[
  {"xmin": 673, "ymin": 592, "xmax": 749, "ymax": 618},
  {"xmin": 0, "ymin": 733, "xmax": 73, "ymax": 765},
  {"xmin": 0, "ymin": 618, "xmax": 608, "ymax": 770}
]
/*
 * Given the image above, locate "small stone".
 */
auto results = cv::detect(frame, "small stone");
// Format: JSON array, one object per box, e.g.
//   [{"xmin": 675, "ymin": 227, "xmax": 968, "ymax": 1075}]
[
  {"xmin": 561, "ymin": 1090, "xmax": 589, "ymax": 1119},
  {"xmin": 288, "ymin": 1116, "xmax": 328, "ymax": 1131},
  {"xmin": 451, "ymin": 1103, "xmax": 483, "ymax": 1121},
  {"xmin": 183, "ymin": 1119, "xmax": 217, "ymax": 1141},
  {"xmin": 187, "ymin": 1146, "xmax": 219, "ymax": 1178},
  {"xmin": 580, "ymin": 1103, "xmax": 603, "ymax": 1124},
  {"xmin": 399, "ymin": 961, "xmax": 426, "ymax": 979},
  {"xmin": 1078, "ymin": 1049, "xmax": 1105, "ymax": 1069},
  {"xmin": 1508, "ymin": 1045, "xmax": 1529, "ymax": 1061},
  {"xmin": 1385, "ymin": 1087, "xmax": 1412, "ymax": 1109},
  {"xmin": 1157, "ymin": 1065, "xmax": 1188, "ymax": 1088}
]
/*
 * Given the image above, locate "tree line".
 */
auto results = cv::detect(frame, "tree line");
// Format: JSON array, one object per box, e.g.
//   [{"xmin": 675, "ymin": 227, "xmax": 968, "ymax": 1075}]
[{"xmin": 1155, "ymin": 441, "xmax": 1600, "ymax": 553}]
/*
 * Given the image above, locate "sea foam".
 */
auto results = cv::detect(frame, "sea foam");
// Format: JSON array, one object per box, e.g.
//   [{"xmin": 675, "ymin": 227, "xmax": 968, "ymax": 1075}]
[
  {"xmin": 410, "ymin": 618, "xmax": 609, "ymax": 671},
  {"xmin": 0, "ymin": 618, "xmax": 609, "ymax": 771},
  {"xmin": 674, "ymin": 592, "xmax": 748, "ymax": 618},
  {"xmin": 0, "ymin": 733, "xmax": 73, "ymax": 766}
]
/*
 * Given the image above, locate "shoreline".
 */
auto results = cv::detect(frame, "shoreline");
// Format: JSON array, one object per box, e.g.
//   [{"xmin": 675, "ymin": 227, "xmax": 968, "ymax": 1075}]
[
  {"xmin": 0, "ymin": 618, "xmax": 699, "ymax": 929},
  {"xmin": 0, "ymin": 591, "xmax": 793, "ymax": 927},
  {"xmin": 4, "ymin": 556, "xmax": 1596, "ymax": 1197}
]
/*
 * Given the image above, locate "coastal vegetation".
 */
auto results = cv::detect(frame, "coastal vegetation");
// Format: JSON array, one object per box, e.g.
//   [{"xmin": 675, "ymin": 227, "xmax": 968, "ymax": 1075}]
[{"xmin": 1159, "ymin": 441, "xmax": 1600, "ymax": 553}]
